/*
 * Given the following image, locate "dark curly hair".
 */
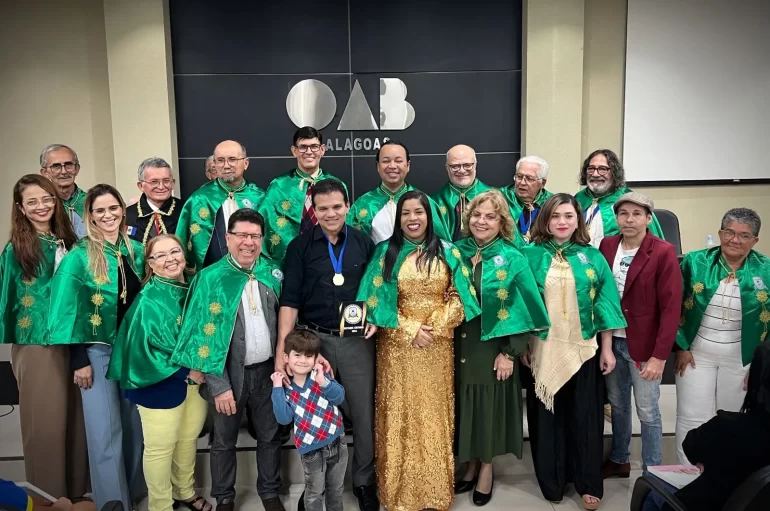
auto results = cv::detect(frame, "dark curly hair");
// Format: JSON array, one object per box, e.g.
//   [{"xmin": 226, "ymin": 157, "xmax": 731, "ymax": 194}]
[{"xmin": 579, "ymin": 149, "xmax": 626, "ymax": 188}]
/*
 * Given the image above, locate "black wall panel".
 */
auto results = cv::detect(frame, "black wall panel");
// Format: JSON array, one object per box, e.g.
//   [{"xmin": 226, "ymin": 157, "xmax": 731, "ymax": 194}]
[{"xmin": 170, "ymin": 0, "xmax": 522, "ymax": 199}]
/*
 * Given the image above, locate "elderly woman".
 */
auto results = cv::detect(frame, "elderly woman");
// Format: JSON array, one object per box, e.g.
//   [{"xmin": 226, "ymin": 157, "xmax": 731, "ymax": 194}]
[
  {"xmin": 453, "ymin": 191, "xmax": 549, "ymax": 505},
  {"xmin": 675, "ymin": 207, "xmax": 769, "ymax": 464}
]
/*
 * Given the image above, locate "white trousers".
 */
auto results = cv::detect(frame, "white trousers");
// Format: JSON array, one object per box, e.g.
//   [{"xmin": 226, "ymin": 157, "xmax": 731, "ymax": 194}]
[{"xmin": 675, "ymin": 338, "xmax": 749, "ymax": 463}]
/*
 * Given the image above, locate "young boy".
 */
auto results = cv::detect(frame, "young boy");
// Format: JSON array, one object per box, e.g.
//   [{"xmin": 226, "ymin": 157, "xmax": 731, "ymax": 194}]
[{"xmin": 271, "ymin": 329, "xmax": 347, "ymax": 511}]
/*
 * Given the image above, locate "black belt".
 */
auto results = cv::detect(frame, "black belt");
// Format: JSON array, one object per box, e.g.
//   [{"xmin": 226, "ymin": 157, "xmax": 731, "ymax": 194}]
[
  {"xmin": 245, "ymin": 357, "xmax": 273, "ymax": 369},
  {"xmin": 302, "ymin": 321, "xmax": 341, "ymax": 337}
]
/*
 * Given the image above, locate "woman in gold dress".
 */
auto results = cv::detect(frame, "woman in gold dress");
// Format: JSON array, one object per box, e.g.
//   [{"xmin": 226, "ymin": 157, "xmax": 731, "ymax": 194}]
[{"xmin": 357, "ymin": 190, "xmax": 481, "ymax": 511}]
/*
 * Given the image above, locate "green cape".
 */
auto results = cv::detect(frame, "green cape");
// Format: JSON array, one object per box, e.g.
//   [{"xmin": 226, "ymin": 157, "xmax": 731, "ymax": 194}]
[
  {"xmin": 455, "ymin": 237, "xmax": 550, "ymax": 340},
  {"xmin": 0, "ymin": 235, "xmax": 64, "ymax": 345},
  {"xmin": 62, "ymin": 186, "xmax": 87, "ymax": 222},
  {"xmin": 258, "ymin": 169, "xmax": 346, "ymax": 263},
  {"xmin": 575, "ymin": 186, "xmax": 664, "ymax": 239},
  {"xmin": 431, "ymin": 179, "xmax": 493, "ymax": 240},
  {"xmin": 355, "ymin": 238, "xmax": 481, "ymax": 328},
  {"xmin": 677, "ymin": 247, "xmax": 770, "ymax": 365},
  {"xmin": 170, "ymin": 253, "xmax": 283, "ymax": 376},
  {"xmin": 347, "ymin": 183, "xmax": 452, "ymax": 242},
  {"xmin": 106, "ymin": 276, "xmax": 189, "ymax": 389},
  {"xmin": 47, "ymin": 237, "xmax": 145, "ymax": 345},
  {"xmin": 500, "ymin": 185, "xmax": 554, "ymax": 242},
  {"xmin": 522, "ymin": 241, "xmax": 626, "ymax": 340},
  {"xmin": 175, "ymin": 178, "xmax": 265, "ymax": 271}
]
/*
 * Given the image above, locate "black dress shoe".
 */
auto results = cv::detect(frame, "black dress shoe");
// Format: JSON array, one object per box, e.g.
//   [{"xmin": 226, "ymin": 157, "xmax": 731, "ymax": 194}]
[
  {"xmin": 454, "ymin": 478, "xmax": 478, "ymax": 494},
  {"xmin": 297, "ymin": 492, "xmax": 305, "ymax": 511},
  {"xmin": 261, "ymin": 497, "xmax": 286, "ymax": 511},
  {"xmin": 472, "ymin": 479, "xmax": 494, "ymax": 506},
  {"xmin": 353, "ymin": 485, "xmax": 380, "ymax": 511}
]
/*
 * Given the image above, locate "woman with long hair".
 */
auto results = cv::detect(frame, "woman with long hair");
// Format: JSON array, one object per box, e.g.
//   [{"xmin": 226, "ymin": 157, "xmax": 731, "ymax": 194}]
[
  {"xmin": 521, "ymin": 193, "xmax": 625, "ymax": 510},
  {"xmin": 107, "ymin": 234, "xmax": 211, "ymax": 511},
  {"xmin": 356, "ymin": 190, "xmax": 481, "ymax": 511},
  {"xmin": 0, "ymin": 175, "xmax": 87, "ymax": 499},
  {"xmin": 453, "ymin": 191, "xmax": 550, "ymax": 506},
  {"xmin": 47, "ymin": 184, "xmax": 146, "ymax": 511}
]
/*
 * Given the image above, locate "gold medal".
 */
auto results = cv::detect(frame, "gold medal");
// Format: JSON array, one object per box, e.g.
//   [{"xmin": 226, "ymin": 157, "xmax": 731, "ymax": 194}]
[{"xmin": 333, "ymin": 273, "xmax": 345, "ymax": 286}]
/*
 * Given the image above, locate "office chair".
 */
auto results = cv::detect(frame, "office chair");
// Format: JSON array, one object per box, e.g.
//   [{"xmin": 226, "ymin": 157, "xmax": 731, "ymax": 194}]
[{"xmin": 654, "ymin": 209, "xmax": 682, "ymax": 255}]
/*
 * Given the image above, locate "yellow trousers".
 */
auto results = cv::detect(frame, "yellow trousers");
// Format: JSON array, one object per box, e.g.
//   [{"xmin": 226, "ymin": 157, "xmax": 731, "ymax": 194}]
[{"xmin": 137, "ymin": 385, "xmax": 208, "ymax": 511}]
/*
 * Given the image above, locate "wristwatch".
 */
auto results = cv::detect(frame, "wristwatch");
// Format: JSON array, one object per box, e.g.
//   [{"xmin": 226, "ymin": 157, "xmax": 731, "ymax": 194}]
[{"xmin": 501, "ymin": 352, "xmax": 515, "ymax": 361}]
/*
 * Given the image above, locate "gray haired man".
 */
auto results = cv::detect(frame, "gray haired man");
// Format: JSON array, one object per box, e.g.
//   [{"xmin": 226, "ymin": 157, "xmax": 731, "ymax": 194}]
[
  {"xmin": 205, "ymin": 155, "xmax": 218, "ymax": 180},
  {"xmin": 39, "ymin": 143, "xmax": 88, "ymax": 238},
  {"xmin": 125, "ymin": 157, "xmax": 181, "ymax": 245},
  {"xmin": 500, "ymin": 155, "xmax": 554, "ymax": 243}
]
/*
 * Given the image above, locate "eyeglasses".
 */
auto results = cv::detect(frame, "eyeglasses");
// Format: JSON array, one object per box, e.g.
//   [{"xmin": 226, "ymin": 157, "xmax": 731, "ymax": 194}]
[
  {"xmin": 295, "ymin": 144, "xmax": 322, "ymax": 153},
  {"xmin": 514, "ymin": 174, "xmax": 540, "ymax": 184},
  {"xmin": 228, "ymin": 232, "xmax": 264, "ymax": 241},
  {"xmin": 447, "ymin": 163, "xmax": 475, "ymax": 173},
  {"xmin": 21, "ymin": 196, "xmax": 56, "ymax": 208},
  {"xmin": 149, "ymin": 247, "xmax": 183, "ymax": 264},
  {"xmin": 214, "ymin": 157, "xmax": 247, "ymax": 167},
  {"xmin": 587, "ymin": 165, "xmax": 611, "ymax": 176},
  {"xmin": 91, "ymin": 205, "xmax": 122, "ymax": 217},
  {"xmin": 142, "ymin": 179, "xmax": 174, "ymax": 188},
  {"xmin": 47, "ymin": 162, "xmax": 79, "ymax": 173},
  {"xmin": 719, "ymin": 229, "xmax": 756, "ymax": 243}
]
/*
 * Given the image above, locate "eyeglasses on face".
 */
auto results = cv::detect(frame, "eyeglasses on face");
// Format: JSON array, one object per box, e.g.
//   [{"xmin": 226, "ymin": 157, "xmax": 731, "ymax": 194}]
[
  {"xmin": 295, "ymin": 144, "xmax": 322, "ymax": 153},
  {"xmin": 21, "ymin": 196, "xmax": 57, "ymax": 208},
  {"xmin": 214, "ymin": 157, "xmax": 247, "ymax": 167},
  {"xmin": 719, "ymin": 229, "xmax": 755, "ymax": 243},
  {"xmin": 47, "ymin": 162, "xmax": 79, "ymax": 173},
  {"xmin": 91, "ymin": 205, "xmax": 122, "ymax": 217},
  {"xmin": 586, "ymin": 165, "xmax": 611, "ymax": 176},
  {"xmin": 447, "ymin": 163, "xmax": 475, "ymax": 173},
  {"xmin": 149, "ymin": 247, "xmax": 184, "ymax": 263},
  {"xmin": 142, "ymin": 178, "xmax": 174, "ymax": 188},
  {"xmin": 514, "ymin": 174, "xmax": 539, "ymax": 184},
  {"xmin": 228, "ymin": 232, "xmax": 264, "ymax": 241}
]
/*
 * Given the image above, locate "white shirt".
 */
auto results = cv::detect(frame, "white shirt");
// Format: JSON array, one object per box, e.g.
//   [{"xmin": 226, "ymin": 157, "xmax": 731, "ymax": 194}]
[
  {"xmin": 612, "ymin": 244, "xmax": 640, "ymax": 337},
  {"xmin": 233, "ymin": 260, "xmax": 273, "ymax": 365},
  {"xmin": 694, "ymin": 278, "xmax": 742, "ymax": 345},
  {"xmin": 370, "ymin": 201, "xmax": 397, "ymax": 244},
  {"xmin": 587, "ymin": 210, "xmax": 605, "ymax": 248}
]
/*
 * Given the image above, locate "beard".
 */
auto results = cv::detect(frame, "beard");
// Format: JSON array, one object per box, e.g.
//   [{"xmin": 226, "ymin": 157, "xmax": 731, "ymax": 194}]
[
  {"xmin": 587, "ymin": 179, "xmax": 612, "ymax": 195},
  {"xmin": 220, "ymin": 173, "xmax": 237, "ymax": 183}
]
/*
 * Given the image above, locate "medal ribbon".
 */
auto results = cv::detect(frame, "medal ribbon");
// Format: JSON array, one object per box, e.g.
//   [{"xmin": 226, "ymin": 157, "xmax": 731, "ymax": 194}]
[
  {"xmin": 519, "ymin": 204, "xmax": 538, "ymax": 238},
  {"xmin": 324, "ymin": 226, "xmax": 348, "ymax": 278}
]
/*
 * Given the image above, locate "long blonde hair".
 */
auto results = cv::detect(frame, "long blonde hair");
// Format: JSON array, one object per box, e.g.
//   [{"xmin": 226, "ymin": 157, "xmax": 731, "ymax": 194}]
[
  {"xmin": 83, "ymin": 184, "xmax": 136, "ymax": 282},
  {"xmin": 462, "ymin": 190, "xmax": 516, "ymax": 241}
]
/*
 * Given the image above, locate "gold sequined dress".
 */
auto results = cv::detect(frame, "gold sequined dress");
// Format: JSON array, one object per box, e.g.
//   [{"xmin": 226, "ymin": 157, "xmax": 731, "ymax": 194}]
[{"xmin": 375, "ymin": 255, "xmax": 465, "ymax": 511}]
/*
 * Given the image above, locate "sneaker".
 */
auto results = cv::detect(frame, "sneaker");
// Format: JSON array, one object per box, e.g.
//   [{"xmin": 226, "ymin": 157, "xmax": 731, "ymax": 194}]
[{"xmin": 262, "ymin": 497, "xmax": 286, "ymax": 511}]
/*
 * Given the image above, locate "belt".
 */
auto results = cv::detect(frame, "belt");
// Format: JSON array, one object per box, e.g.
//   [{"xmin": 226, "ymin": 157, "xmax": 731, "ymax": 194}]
[
  {"xmin": 245, "ymin": 357, "xmax": 273, "ymax": 369},
  {"xmin": 303, "ymin": 321, "xmax": 341, "ymax": 337}
]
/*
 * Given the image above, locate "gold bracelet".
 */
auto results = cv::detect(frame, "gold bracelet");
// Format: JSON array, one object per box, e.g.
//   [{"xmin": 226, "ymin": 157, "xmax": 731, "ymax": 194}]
[{"xmin": 502, "ymin": 352, "xmax": 515, "ymax": 361}]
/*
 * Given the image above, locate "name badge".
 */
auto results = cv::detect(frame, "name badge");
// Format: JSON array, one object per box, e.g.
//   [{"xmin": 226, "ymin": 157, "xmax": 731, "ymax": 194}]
[
  {"xmin": 577, "ymin": 252, "xmax": 589, "ymax": 265},
  {"xmin": 753, "ymin": 276, "xmax": 766, "ymax": 290},
  {"xmin": 339, "ymin": 301, "xmax": 367, "ymax": 337}
]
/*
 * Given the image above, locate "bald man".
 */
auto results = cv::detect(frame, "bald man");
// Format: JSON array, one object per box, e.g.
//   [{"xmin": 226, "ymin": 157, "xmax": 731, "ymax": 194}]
[
  {"xmin": 431, "ymin": 144, "xmax": 493, "ymax": 240},
  {"xmin": 176, "ymin": 140, "xmax": 266, "ymax": 270}
]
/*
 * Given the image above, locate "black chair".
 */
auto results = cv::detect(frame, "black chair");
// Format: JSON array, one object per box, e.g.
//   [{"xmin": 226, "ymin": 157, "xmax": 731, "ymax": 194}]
[
  {"xmin": 654, "ymin": 208, "xmax": 682, "ymax": 255},
  {"xmin": 630, "ymin": 465, "xmax": 770, "ymax": 511}
]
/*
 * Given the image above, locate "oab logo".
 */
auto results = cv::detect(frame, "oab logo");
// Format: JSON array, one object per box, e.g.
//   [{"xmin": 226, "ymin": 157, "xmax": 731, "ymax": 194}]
[{"xmin": 286, "ymin": 78, "xmax": 415, "ymax": 132}]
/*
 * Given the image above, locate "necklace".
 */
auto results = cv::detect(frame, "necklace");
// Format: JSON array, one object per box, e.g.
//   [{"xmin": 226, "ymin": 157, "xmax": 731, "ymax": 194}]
[
  {"xmin": 550, "ymin": 241, "xmax": 574, "ymax": 319},
  {"xmin": 379, "ymin": 182, "xmax": 407, "ymax": 203},
  {"xmin": 449, "ymin": 180, "xmax": 477, "ymax": 230},
  {"xmin": 216, "ymin": 178, "xmax": 247, "ymax": 202},
  {"xmin": 226, "ymin": 256, "xmax": 259, "ymax": 314}
]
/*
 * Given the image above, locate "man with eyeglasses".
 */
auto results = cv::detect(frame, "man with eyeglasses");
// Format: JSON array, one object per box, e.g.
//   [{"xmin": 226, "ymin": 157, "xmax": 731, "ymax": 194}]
[
  {"xmin": 500, "ymin": 155, "xmax": 554, "ymax": 244},
  {"xmin": 205, "ymin": 155, "xmax": 218, "ymax": 181},
  {"xmin": 177, "ymin": 140, "xmax": 265, "ymax": 271},
  {"xmin": 39, "ymin": 143, "xmax": 88, "ymax": 238},
  {"xmin": 575, "ymin": 149, "xmax": 664, "ymax": 248},
  {"xmin": 125, "ymin": 157, "xmax": 181, "ymax": 245},
  {"xmin": 432, "ymin": 144, "xmax": 492, "ymax": 240},
  {"xmin": 172, "ymin": 208, "xmax": 286, "ymax": 511},
  {"xmin": 348, "ymin": 140, "xmax": 450, "ymax": 243},
  {"xmin": 258, "ymin": 127, "xmax": 346, "ymax": 264}
]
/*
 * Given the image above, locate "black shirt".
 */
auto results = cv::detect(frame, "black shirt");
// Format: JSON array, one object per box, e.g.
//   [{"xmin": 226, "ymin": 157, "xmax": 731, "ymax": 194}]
[
  {"xmin": 280, "ymin": 224, "xmax": 374, "ymax": 330},
  {"xmin": 125, "ymin": 195, "xmax": 182, "ymax": 245}
]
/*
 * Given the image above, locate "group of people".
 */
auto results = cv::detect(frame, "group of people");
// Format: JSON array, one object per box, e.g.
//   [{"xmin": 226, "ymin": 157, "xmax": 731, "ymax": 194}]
[{"xmin": 1, "ymin": 127, "xmax": 768, "ymax": 511}]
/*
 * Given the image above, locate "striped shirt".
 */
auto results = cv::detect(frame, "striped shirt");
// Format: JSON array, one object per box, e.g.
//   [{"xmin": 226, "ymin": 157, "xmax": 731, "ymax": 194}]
[{"xmin": 695, "ymin": 278, "xmax": 742, "ymax": 345}]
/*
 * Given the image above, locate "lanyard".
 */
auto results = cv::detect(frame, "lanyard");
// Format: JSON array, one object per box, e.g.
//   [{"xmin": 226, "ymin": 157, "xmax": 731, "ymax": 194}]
[
  {"xmin": 585, "ymin": 201, "xmax": 601, "ymax": 226},
  {"xmin": 324, "ymin": 226, "xmax": 348, "ymax": 284},
  {"xmin": 518, "ymin": 206, "xmax": 539, "ymax": 236}
]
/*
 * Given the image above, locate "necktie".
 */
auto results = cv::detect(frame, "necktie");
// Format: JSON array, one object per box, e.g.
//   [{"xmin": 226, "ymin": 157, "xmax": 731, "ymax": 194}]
[
  {"xmin": 153, "ymin": 212, "xmax": 161, "ymax": 235},
  {"xmin": 299, "ymin": 179, "xmax": 318, "ymax": 234}
]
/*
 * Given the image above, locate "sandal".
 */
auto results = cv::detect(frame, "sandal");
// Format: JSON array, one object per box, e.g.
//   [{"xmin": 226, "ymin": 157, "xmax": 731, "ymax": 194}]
[
  {"xmin": 174, "ymin": 496, "xmax": 213, "ymax": 511},
  {"xmin": 583, "ymin": 495, "xmax": 601, "ymax": 510}
]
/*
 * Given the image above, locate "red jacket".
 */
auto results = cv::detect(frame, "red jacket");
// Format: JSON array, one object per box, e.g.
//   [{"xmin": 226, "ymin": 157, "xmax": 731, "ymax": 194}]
[{"xmin": 599, "ymin": 232, "xmax": 682, "ymax": 362}]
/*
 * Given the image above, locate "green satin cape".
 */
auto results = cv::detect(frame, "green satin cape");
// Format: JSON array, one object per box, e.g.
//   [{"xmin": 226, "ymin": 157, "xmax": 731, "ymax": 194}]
[
  {"xmin": 355, "ymin": 238, "xmax": 481, "ymax": 328},
  {"xmin": 170, "ymin": 253, "xmax": 283, "ymax": 376},
  {"xmin": 455, "ymin": 237, "xmax": 550, "ymax": 340},
  {"xmin": 347, "ymin": 183, "xmax": 452, "ymax": 241},
  {"xmin": 522, "ymin": 241, "xmax": 626, "ymax": 340},
  {"xmin": 63, "ymin": 186, "xmax": 87, "ymax": 221},
  {"xmin": 431, "ymin": 179, "xmax": 493, "ymax": 239},
  {"xmin": 677, "ymin": 247, "xmax": 770, "ymax": 365},
  {"xmin": 0, "ymin": 235, "xmax": 64, "ymax": 345},
  {"xmin": 500, "ymin": 186, "xmax": 554, "ymax": 240},
  {"xmin": 106, "ymin": 276, "xmax": 189, "ymax": 389},
  {"xmin": 575, "ymin": 186, "xmax": 665, "ymax": 239},
  {"xmin": 47, "ymin": 237, "xmax": 144, "ymax": 345},
  {"xmin": 175, "ymin": 179, "xmax": 265, "ymax": 271},
  {"xmin": 258, "ymin": 169, "xmax": 346, "ymax": 263}
]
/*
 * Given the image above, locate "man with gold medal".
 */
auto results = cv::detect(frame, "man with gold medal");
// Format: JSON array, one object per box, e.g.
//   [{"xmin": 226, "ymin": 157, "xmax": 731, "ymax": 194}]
[
  {"xmin": 347, "ymin": 140, "xmax": 450, "ymax": 243},
  {"xmin": 500, "ymin": 156, "xmax": 554, "ymax": 244},
  {"xmin": 432, "ymin": 144, "xmax": 493, "ymax": 241},
  {"xmin": 176, "ymin": 140, "xmax": 265, "ymax": 272},
  {"xmin": 171, "ymin": 209, "xmax": 285, "ymax": 511},
  {"xmin": 276, "ymin": 179, "xmax": 378, "ymax": 511},
  {"xmin": 259, "ymin": 127, "xmax": 347, "ymax": 264}
]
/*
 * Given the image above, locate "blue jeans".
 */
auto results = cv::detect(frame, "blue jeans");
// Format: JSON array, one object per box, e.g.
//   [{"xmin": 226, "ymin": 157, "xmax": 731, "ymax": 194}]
[
  {"xmin": 80, "ymin": 344, "xmax": 146, "ymax": 511},
  {"xmin": 301, "ymin": 435, "xmax": 348, "ymax": 511},
  {"xmin": 605, "ymin": 337, "xmax": 662, "ymax": 470}
]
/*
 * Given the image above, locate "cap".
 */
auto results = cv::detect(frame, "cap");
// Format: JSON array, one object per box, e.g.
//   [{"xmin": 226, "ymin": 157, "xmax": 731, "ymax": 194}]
[{"xmin": 613, "ymin": 191, "xmax": 654, "ymax": 214}]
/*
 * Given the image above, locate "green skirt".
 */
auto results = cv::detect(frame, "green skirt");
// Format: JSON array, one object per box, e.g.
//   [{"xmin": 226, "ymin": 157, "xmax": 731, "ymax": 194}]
[{"xmin": 454, "ymin": 316, "xmax": 528, "ymax": 464}]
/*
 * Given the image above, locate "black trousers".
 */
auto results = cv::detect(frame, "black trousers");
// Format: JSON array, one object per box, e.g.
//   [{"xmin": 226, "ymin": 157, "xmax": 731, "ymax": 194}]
[{"xmin": 526, "ymin": 354, "xmax": 605, "ymax": 501}]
